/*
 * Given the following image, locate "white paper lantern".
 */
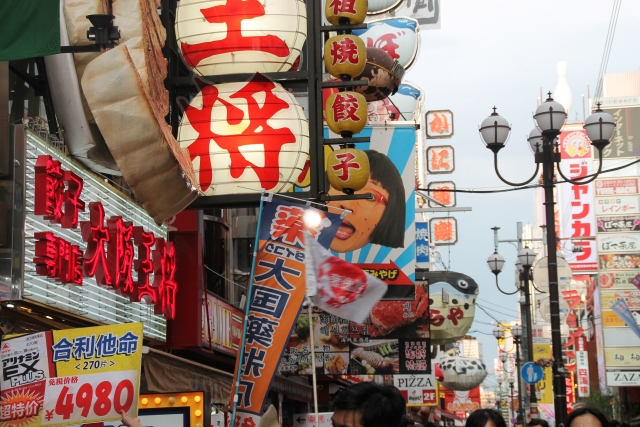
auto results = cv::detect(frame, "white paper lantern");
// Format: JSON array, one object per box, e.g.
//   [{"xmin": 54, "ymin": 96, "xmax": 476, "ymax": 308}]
[
  {"xmin": 439, "ymin": 356, "xmax": 488, "ymax": 391},
  {"xmin": 177, "ymin": 74, "xmax": 309, "ymax": 195},
  {"xmin": 175, "ymin": 0, "xmax": 307, "ymax": 76},
  {"xmin": 367, "ymin": 0, "xmax": 403, "ymax": 14}
]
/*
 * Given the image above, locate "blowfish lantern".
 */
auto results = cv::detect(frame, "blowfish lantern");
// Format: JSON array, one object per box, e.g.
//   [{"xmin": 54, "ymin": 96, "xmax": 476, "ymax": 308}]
[
  {"xmin": 427, "ymin": 271, "xmax": 478, "ymax": 345},
  {"xmin": 175, "ymin": 0, "xmax": 307, "ymax": 76},
  {"xmin": 326, "ymin": 147, "xmax": 370, "ymax": 193},
  {"xmin": 177, "ymin": 73, "xmax": 309, "ymax": 196},
  {"xmin": 439, "ymin": 356, "xmax": 488, "ymax": 391},
  {"xmin": 354, "ymin": 48, "xmax": 404, "ymax": 102}
]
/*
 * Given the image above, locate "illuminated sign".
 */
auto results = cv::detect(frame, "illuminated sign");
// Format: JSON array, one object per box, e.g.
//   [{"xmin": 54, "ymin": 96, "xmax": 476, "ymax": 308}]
[{"xmin": 22, "ymin": 131, "xmax": 170, "ymax": 341}]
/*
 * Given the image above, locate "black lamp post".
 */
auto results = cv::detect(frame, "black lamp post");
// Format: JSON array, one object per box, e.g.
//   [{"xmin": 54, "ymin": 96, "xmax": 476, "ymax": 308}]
[{"xmin": 479, "ymin": 95, "xmax": 616, "ymax": 425}]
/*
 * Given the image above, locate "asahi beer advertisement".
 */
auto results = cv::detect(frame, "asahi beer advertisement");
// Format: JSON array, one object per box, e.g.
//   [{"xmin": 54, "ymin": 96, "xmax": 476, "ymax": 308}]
[
  {"xmin": 1, "ymin": 324, "xmax": 143, "ymax": 427},
  {"xmin": 598, "ymin": 215, "xmax": 640, "ymax": 233}
]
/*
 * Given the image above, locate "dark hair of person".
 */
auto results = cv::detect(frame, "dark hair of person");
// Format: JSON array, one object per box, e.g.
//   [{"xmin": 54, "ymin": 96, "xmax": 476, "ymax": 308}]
[
  {"xmin": 566, "ymin": 407, "xmax": 609, "ymax": 427},
  {"xmin": 528, "ymin": 419, "xmax": 550, "ymax": 427},
  {"xmin": 609, "ymin": 420, "xmax": 623, "ymax": 427},
  {"xmin": 464, "ymin": 409, "xmax": 506, "ymax": 427},
  {"xmin": 332, "ymin": 382, "xmax": 406, "ymax": 427},
  {"xmin": 365, "ymin": 150, "xmax": 405, "ymax": 248}
]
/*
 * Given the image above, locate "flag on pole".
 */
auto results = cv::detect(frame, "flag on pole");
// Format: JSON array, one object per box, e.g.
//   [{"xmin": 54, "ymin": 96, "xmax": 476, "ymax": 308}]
[
  {"xmin": 230, "ymin": 198, "xmax": 342, "ymax": 427},
  {"xmin": 0, "ymin": 0, "xmax": 61, "ymax": 61},
  {"xmin": 305, "ymin": 233, "xmax": 387, "ymax": 324},
  {"xmin": 611, "ymin": 298, "xmax": 640, "ymax": 340}
]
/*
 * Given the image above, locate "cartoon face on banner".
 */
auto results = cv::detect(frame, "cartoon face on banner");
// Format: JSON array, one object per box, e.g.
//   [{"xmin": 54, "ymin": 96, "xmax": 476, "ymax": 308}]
[
  {"xmin": 177, "ymin": 74, "xmax": 309, "ymax": 195},
  {"xmin": 561, "ymin": 130, "xmax": 591, "ymax": 159},
  {"xmin": 439, "ymin": 356, "xmax": 488, "ymax": 391},
  {"xmin": 427, "ymin": 146, "xmax": 454, "ymax": 174},
  {"xmin": 175, "ymin": 0, "xmax": 306, "ymax": 76},
  {"xmin": 325, "ymin": 126, "xmax": 416, "ymax": 281},
  {"xmin": 427, "ymin": 271, "xmax": 478, "ymax": 344},
  {"xmin": 353, "ymin": 17, "xmax": 420, "ymax": 70}
]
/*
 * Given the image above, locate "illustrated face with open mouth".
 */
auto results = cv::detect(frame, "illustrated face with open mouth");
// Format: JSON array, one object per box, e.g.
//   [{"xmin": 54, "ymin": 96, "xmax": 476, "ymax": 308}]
[{"xmin": 327, "ymin": 178, "xmax": 389, "ymax": 253}]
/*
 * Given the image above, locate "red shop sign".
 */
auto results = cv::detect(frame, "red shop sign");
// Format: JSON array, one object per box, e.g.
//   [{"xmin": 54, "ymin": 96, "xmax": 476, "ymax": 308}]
[{"xmin": 32, "ymin": 155, "xmax": 178, "ymax": 320}]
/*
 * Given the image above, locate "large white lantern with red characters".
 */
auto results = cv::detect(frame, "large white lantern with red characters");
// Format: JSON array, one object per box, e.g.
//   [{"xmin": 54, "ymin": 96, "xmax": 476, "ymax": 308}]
[
  {"xmin": 175, "ymin": 0, "xmax": 307, "ymax": 76},
  {"xmin": 177, "ymin": 73, "xmax": 309, "ymax": 195}
]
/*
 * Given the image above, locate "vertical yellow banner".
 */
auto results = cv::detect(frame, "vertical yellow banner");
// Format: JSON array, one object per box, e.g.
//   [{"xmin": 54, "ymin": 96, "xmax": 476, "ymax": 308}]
[{"xmin": 532, "ymin": 344, "xmax": 553, "ymax": 404}]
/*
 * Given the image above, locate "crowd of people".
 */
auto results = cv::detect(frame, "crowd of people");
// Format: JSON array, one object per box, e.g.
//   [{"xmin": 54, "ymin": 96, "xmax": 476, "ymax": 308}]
[{"xmin": 117, "ymin": 382, "xmax": 629, "ymax": 427}]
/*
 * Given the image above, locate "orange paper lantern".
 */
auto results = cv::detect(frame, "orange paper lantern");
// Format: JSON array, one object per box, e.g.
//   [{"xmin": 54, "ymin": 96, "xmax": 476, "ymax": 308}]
[{"xmin": 324, "ymin": 34, "xmax": 366, "ymax": 79}]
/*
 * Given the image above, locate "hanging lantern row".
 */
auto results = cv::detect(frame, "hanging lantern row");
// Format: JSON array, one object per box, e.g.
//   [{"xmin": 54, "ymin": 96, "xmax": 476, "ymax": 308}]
[{"xmin": 323, "ymin": 0, "xmax": 370, "ymax": 194}]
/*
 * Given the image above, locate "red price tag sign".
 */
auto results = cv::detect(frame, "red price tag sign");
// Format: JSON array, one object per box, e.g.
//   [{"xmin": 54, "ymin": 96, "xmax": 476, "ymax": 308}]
[{"xmin": 41, "ymin": 371, "xmax": 138, "ymax": 425}]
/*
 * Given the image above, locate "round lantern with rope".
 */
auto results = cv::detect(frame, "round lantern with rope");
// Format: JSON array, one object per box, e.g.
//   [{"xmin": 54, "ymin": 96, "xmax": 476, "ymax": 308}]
[
  {"xmin": 325, "ymin": 0, "xmax": 368, "ymax": 25},
  {"xmin": 324, "ymin": 34, "xmax": 366, "ymax": 80},
  {"xmin": 326, "ymin": 147, "xmax": 370, "ymax": 194}
]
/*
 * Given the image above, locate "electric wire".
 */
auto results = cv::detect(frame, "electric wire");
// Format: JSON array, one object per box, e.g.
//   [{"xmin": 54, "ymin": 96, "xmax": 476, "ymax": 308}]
[
  {"xmin": 477, "ymin": 298, "xmax": 520, "ymax": 315},
  {"xmin": 477, "ymin": 303, "xmax": 521, "ymax": 320},
  {"xmin": 594, "ymin": 0, "xmax": 623, "ymax": 104}
]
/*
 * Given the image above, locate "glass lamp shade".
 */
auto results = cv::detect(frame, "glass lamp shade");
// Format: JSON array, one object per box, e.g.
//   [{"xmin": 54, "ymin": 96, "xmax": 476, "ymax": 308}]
[
  {"xmin": 496, "ymin": 375, "xmax": 504, "ymax": 385},
  {"xmin": 493, "ymin": 326, "xmax": 504, "ymax": 339},
  {"xmin": 512, "ymin": 324, "xmax": 523, "ymax": 338},
  {"xmin": 175, "ymin": 0, "xmax": 307, "ymax": 76},
  {"xmin": 487, "ymin": 251, "xmax": 505, "ymax": 275},
  {"xmin": 515, "ymin": 260, "xmax": 524, "ymax": 272},
  {"xmin": 528, "ymin": 128, "xmax": 543, "ymax": 153},
  {"xmin": 584, "ymin": 108, "xmax": 616, "ymax": 150},
  {"xmin": 499, "ymin": 352, "xmax": 508, "ymax": 363},
  {"xmin": 534, "ymin": 96, "xmax": 567, "ymax": 134},
  {"xmin": 517, "ymin": 247, "xmax": 537, "ymax": 268},
  {"xmin": 508, "ymin": 377, "xmax": 516, "ymax": 385},
  {"xmin": 479, "ymin": 110, "xmax": 511, "ymax": 148}
]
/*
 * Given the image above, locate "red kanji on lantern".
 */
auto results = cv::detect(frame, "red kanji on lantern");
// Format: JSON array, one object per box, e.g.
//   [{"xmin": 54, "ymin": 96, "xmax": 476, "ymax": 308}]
[
  {"xmin": 132, "ymin": 226, "xmax": 156, "ymax": 304},
  {"xmin": 330, "ymin": 38, "xmax": 360, "ymax": 66},
  {"xmin": 181, "ymin": 74, "xmax": 297, "ymax": 191},
  {"xmin": 331, "ymin": 152, "xmax": 361, "ymax": 181},
  {"xmin": 332, "ymin": 93, "xmax": 361, "ymax": 123},
  {"xmin": 152, "ymin": 238, "xmax": 178, "ymax": 320},
  {"xmin": 107, "ymin": 216, "xmax": 135, "ymax": 294},
  {"xmin": 328, "ymin": 0, "xmax": 357, "ymax": 15},
  {"xmin": 81, "ymin": 202, "xmax": 112, "ymax": 286},
  {"xmin": 180, "ymin": 0, "xmax": 290, "ymax": 68}
]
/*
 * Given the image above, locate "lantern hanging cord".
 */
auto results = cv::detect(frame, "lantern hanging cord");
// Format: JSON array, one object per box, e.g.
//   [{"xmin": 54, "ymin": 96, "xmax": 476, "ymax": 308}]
[{"xmin": 237, "ymin": 186, "xmax": 352, "ymax": 215}]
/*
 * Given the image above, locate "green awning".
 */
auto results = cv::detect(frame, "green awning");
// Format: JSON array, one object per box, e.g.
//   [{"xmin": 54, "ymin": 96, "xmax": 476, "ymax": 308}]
[{"xmin": 0, "ymin": 0, "xmax": 61, "ymax": 61}]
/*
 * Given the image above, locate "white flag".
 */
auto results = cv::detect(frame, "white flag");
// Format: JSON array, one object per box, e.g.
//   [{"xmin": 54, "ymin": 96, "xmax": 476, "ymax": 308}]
[{"xmin": 305, "ymin": 233, "xmax": 387, "ymax": 323}]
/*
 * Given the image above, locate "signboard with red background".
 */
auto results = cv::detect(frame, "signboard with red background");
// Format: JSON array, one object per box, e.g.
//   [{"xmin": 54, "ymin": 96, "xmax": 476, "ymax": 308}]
[{"xmin": 558, "ymin": 129, "xmax": 597, "ymax": 271}]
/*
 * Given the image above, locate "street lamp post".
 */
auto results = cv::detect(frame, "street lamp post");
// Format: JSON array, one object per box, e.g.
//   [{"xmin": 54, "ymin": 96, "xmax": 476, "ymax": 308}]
[
  {"xmin": 512, "ymin": 324, "xmax": 524, "ymax": 421},
  {"xmin": 509, "ymin": 376, "xmax": 516, "ymax": 421},
  {"xmin": 479, "ymin": 95, "xmax": 616, "ymax": 426}
]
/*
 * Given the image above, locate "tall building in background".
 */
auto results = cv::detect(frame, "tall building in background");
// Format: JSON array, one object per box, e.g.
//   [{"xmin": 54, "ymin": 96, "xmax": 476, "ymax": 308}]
[{"xmin": 459, "ymin": 335, "xmax": 483, "ymax": 361}]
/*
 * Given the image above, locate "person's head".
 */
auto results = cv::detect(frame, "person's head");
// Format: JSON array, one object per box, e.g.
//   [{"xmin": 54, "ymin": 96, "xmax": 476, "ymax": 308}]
[
  {"xmin": 464, "ymin": 409, "xmax": 506, "ymax": 427},
  {"xmin": 528, "ymin": 419, "xmax": 550, "ymax": 427},
  {"xmin": 565, "ymin": 407, "xmax": 609, "ymax": 427},
  {"xmin": 332, "ymin": 382, "xmax": 406, "ymax": 427},
  {"xmin": 609, "ymin": 420, "xmax": 623, "ymax": 427},
  {"xmin": 328, "ymin": 150, "xmax": 406, "ymax": 253}
]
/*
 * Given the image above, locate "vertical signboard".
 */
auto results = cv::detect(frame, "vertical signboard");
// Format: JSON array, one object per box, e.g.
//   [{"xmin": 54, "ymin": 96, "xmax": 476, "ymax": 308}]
[
  {"xmin": 415, "ymin": 222, "xmax": 429, "ymax": 268},
  {"xmin": 426, "ymin": 145, "xmax": 454, "ymax": 174},
  {"xmin": 558, "ymin": 129, "xmax": 597, "ymax": 271},
  {"xmin": 602, "ymin": 107, "xmax": 640, "ymax": 159},
  {"xmin": 429, "ymin": 217, "xmax": 458, "ymax": 246}
]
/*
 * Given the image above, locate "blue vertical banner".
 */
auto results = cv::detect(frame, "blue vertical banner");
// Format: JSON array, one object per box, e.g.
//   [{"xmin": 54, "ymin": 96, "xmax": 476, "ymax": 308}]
[{"xmin": 415, "ymin": 222, "xmax": 429, "ymax": 268}]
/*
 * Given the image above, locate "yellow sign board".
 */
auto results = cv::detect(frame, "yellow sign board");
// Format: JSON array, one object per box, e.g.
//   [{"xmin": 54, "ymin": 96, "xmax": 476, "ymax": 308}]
[
  {"xmin": 605, "ymin": 348, "xmax": 640, "ymax": 367},
  {"xmin": 532, "ymin": 344, "xmax": 553, "ymax": 404},
  {"xmin": 602, "ymin": 310, "xmax": 627, "ymax": 328}
]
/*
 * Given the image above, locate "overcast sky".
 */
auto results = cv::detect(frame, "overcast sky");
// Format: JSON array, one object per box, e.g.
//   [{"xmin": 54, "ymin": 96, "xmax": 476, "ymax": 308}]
[{"xmin": 408, "ymin": 0, "xmax": 640, "ymax": 384}]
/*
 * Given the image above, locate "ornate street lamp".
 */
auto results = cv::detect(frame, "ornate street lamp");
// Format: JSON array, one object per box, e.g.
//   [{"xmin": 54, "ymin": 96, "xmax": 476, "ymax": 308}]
[{"xmin": 479, "ymin": 94, "xmax": 616, "ymax": 425}]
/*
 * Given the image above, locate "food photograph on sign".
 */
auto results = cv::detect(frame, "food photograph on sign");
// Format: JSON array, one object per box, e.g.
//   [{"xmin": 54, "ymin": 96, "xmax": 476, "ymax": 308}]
[{"xmin": 599, "ymin": 253, "xmax": 640, "ymax": 270}]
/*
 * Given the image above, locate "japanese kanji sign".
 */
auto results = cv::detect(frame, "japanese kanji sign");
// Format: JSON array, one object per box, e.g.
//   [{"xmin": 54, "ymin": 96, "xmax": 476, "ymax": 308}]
[
  {"xmin": 429, "ymin": 217, "xmax": 457, "ymax": 245},
  {"xmin": 175, "ymin": 0, "xmax": 306, "ymax": 77},
  {"xmin": 0, "ymin": 324, "xmax": 142, "ymax": 427},
  {"xmin": 595, "ymin": 196, "xmax": 640, "ymax": 215},
  {"xmin": 29, "ymin": 155, "xmax": 178, "ymax": 320},
  {"xmin": 177, "ymin": 73, "xmax": 309, "ymax": 196},
  {"xmin": 595, "ymin": 178, "xmax": 639, "ymax": 196},
  {"xmin": 415, "ymin": 222, "xmax": 429, "ymax": 268},
  {"xmin": 602, "ymin": 107, "xmax": 640, "ymax": 159},
  {"xmin": 426, "ymin": 146, "xmax": 454, "ymax": 174},
  {"xmin": 425, "ymin": 110, "xmax": 454, "ymax": 139},
  {"xmin": 231, "ymin": 199, "xmax": 341, "ymax": 427},
  {"xmin": 597, "ymin": 234, "xmax": 640, "ymax": 253},
  {"xmin": 558, "ymin": 129, "xmax": 597, "ymax": 271},
  {"xmin": 598, "ymin": 215, "xmax": 640, "ymax": 233},
  {"xmin": 427, "ymin": 181, "xmax": 456, "ymax": 208}
]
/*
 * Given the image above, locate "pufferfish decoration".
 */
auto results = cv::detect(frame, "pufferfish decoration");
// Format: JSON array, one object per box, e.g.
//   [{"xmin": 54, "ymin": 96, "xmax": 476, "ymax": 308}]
[
  {"xmin": 438, "ymin": 356, "xmax": 488, "ymax": 391},
  {"xmin": 426, "ymin": 271, "xmax": 478, "ymax": 345}
]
